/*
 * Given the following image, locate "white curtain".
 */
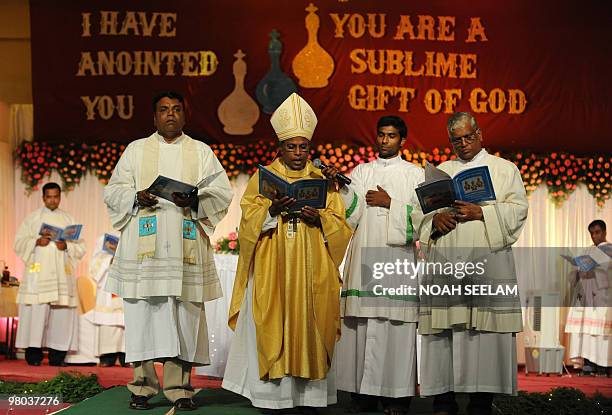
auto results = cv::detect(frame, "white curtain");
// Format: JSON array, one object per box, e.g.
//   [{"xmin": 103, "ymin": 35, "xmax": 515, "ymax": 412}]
[
  {"xmin": 0, "ymin": 104, "xmax": 33, "ymax": 274},
  {"xmin": 8, "ymin": 104, "xmax": 33, "ymax": 148}
]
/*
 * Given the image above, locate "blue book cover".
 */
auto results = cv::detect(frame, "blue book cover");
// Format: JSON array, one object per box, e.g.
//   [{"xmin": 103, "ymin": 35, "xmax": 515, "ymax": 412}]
[
  {"xmin": 574, "ymin": 255, "xmax": 598, "ymax": 272},
  {"xmin": 561, "ymin": 250, "xmax": 610, "ymax": 273},
  {"xmin": 258, "ymin": 165, "xmax": 327, "ymax": 212},
  {"xmin": 39, "ymin": 223, "xmax": 82, "ymax": 241},
  {"xmin": 61, "ymin": 224, "xmax": 82, "ymax": 241},
  {"xmin": 453, "ymin": 166, "xmax": 496, "ymax": 204},
  {"xmin": 102, "ymin": 233, "xmax": 119, "ymax": 255},
  {"xmin": 38, "ymin": 223, "xmax": 63, "ymax": 241},
  {"xmin": 416, "ymin": 164, "xmax": 496, "ymax": 214}
]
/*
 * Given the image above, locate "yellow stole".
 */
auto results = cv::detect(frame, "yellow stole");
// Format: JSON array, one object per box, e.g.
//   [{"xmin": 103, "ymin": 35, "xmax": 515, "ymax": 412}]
[{"xmin": 137, "ymin": 134, "xmax": 199, "ymax": 263}]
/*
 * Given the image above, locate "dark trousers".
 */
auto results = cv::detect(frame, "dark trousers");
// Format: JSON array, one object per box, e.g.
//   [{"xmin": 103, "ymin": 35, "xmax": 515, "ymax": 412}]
[
  {"xmin": 351, "ymin": 392, "xmax": 412, "ymax": 411},
  {"xmin": 433, "ymin": 392, "xmax": 494, "ymax": 415},
  {"xmin": 25, "ymin": 347, "xmax": 43, "ymax": 364},
  {"xmin": 100, "ymin": 352, "xmax": 126, "ymax": 366},
  {"xmin": 25, "ymin": 347, "xmax": 67, "ymax": 365}
]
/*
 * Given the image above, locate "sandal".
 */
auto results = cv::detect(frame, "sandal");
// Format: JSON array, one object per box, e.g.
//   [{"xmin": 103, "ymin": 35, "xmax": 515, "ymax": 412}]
[
  {"xmin": 129, "ymin": 394, "xmax": 150, "ymax": 410},
  {"xmin": 174, "ymin": 397, "xmax": 197, "ymax": 411}
]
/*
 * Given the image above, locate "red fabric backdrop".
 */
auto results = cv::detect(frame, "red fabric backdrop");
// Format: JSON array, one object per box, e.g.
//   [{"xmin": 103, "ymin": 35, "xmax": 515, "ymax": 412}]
[{"xmin": 30, "ymin": 0, "xmax": 611, "ymax": 153}]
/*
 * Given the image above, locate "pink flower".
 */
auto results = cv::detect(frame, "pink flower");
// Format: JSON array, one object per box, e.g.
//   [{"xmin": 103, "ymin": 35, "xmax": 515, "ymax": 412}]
[
  {"xmin": 215, "ymin": 243, "xmax": 221, "ymax": 251},
  {"xmin": 228, "ymin": 232, "xmax": 238, "ymax": 241},
  {"xmin": 228, "ymin": 241, "xmax": 237, "ymax": 250}
]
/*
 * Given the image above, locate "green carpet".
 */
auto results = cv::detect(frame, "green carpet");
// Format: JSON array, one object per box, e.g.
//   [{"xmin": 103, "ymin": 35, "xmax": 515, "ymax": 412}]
[
  {"xmin": 46, "ymin": 386, "xmax": 612, "ymax": 415},
  {"xmin": 59, "ymin": 388, "xmax": 442, "ymax": 414}
]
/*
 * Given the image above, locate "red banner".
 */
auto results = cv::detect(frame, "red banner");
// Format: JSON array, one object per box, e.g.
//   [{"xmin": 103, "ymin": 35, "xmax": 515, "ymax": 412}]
[{"xmin": 30, "ymin": 0, "xmax": 611, "ymax": 152}]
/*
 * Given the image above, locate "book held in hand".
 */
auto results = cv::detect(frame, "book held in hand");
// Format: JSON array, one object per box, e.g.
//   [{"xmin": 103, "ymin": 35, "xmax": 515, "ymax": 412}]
[
  {"xmin": 147, "ymin": 171, "xmax": 224, "ymax": 204},
  {"xmin": 258, "ymin": 165, "xmax": 327, "ymax": 212},
  {"xmin": 561, "ymin": 246, "xmax": 612, "ymax": 273},
  {"xmin": 102, "ymin": 233, "xmax": 119, "ymax": 255},
  {"xmin": 415, "ymin": 162, "xmax": 496, "ymax": 214},
  {"xmin": 39, "ymin": 223, "xmax": 82, "ymax": 241}
]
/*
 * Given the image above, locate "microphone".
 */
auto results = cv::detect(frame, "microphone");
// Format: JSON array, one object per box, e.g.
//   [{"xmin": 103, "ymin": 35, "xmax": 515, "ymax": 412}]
[{"xmin": 313, "ymin": 158, "xmax": 352, "ymax": 186}]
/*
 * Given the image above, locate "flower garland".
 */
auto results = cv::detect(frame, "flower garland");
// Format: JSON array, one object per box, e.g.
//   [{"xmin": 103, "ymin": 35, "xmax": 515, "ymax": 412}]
[
  {"xmin": 88, "ymin": 142, "xmax": 126, "ymax": 184},
  {"xmin": 14, "ymin": 140, "xmax": 611, "ymax": 206}
]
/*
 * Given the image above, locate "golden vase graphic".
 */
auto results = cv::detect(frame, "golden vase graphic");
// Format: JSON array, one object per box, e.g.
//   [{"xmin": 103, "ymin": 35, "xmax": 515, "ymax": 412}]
[
  {"xmin": 292, "ymin": 3, "xmax": 335, "ymax": 88},
  {"xmin": 218, "ymin": 50, "xmax": 260, "ymax": 135}
]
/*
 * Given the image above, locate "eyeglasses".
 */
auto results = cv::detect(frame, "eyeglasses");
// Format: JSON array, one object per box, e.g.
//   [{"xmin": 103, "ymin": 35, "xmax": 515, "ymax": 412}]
[{"xmin": 450, "ymin": 129, "xmax": 479, "ymax": 146}]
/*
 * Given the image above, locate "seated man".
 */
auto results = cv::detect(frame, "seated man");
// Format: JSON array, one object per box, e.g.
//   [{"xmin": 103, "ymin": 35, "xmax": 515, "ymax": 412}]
[{"xmin": 86, "ymin": 233, "xmax": 127, "ymax": 367}]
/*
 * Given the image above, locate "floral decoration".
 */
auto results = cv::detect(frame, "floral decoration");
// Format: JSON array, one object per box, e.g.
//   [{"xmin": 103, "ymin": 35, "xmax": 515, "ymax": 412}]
[
  {"xmin": 14, "ymin": 141, "xmax": 611, "ymax": 206},
  {"xmin": 215, "ymin": 231, "xmax": 239, "ymax": 254}
]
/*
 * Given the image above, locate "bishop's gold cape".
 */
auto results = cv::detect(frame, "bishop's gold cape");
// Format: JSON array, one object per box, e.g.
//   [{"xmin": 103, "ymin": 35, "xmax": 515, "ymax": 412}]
[{"xmin": 228, "ymin": 159, "xmax": 352, "ymax": 381}]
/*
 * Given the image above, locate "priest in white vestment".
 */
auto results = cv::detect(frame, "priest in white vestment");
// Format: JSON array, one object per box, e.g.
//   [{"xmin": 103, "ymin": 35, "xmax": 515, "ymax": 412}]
[
  {"xmin": 104, "ymin": 92, "xmax": 233, "ymax": 411},
  {"xmin": 417, "ymin": 113, "xmax": 528, "ymax": 415},
  {"xmin": 328, "ymin": 116, "xmax": 423, "ymax": 415},
  {"xmin": 565, "ymin": 219, "xmax": 612, "ymax": 375},
  {"xmin": 14, "ymin": 182, "xmax": 86, "ymax": 366}
]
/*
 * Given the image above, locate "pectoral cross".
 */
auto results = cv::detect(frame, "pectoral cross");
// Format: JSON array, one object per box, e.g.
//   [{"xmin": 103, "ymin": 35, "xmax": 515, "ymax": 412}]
[{"xmin": 287, "ymin": 216, "xmax": 299, "ymax": 239}]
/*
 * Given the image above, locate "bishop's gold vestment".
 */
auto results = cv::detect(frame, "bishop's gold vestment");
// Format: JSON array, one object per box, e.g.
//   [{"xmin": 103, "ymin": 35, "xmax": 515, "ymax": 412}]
[{"xmin": 228, "ymin": 159, "xmax": 352, "ymax": 381}]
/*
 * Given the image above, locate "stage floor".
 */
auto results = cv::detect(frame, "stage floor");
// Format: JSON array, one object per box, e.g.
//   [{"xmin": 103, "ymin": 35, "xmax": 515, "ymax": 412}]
[
  {"xmin": 0, "ymin": 358, "xmax": 222, "ymax": 389},
  {"xmin": 50, "ymin": 386, "xmax": 612, "ymax": 415},
  {"xmin": 59, "ymin": 387, "xmax": 432, "ymax": 414},
  {"xmin": 0, "ymin": 359, "xmax": 609, "ymax": 414}
]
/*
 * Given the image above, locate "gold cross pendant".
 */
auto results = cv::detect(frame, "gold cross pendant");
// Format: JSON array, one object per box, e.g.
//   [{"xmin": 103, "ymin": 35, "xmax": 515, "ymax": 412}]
[{"xmin": 287, "ymin": 216, "xmax": 298, "ymax": 239}]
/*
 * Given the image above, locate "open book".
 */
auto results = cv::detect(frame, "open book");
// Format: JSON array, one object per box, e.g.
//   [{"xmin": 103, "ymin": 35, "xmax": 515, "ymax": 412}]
[
  {"xmin": 416, "ymin": 162, "xmax": 496, "ymax": 214},
  {"xmin": 562, "ymin": 245, "xmax": 612, "ymax": 272},
  {"xmin": 102, "ymin": 233, "xmax": 119, "ymax": 255},
  {"xmin": 39, "ymin": 223, "xmax": 82, "ymax": 241},
  {"xmin": 147, "ymin": 170, "xmax": 224, "ymax": 204},
  {"xmin": 258, "ymin": 165, "xmax": 327, "ymax": 212}
]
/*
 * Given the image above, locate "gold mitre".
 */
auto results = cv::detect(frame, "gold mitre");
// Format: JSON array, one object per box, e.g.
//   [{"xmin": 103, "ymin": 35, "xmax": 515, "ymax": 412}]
[{"xmin": 270, "ymin": 93, "xmax": 318, "ymax": 141}]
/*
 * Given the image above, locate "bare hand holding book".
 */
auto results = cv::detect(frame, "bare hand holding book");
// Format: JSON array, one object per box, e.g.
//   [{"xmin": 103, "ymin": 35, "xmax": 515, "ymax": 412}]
[
  {"xmin": 147, "ymin": 170, "xmax": 224, "ymax": 206},
  {"xmin": 258, "ymin": 165, "xmax": 327, "ymax": 213}
]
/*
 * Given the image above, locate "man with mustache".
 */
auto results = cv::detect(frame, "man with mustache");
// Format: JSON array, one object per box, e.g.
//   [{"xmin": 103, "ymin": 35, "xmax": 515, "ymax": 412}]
[
  {"xmin": 104, "ymin": 91, "xmax": 234, "ymax": 411},
  {"xmin": 418, "ymin": 112, "xmax": 528, "ymax": 415}
]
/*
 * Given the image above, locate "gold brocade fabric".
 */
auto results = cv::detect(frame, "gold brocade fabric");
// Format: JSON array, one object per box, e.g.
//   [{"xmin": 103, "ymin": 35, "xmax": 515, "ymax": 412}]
[{"xmin": 228, "ymin": 159, "xmax": 352, "ymax": 381}]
